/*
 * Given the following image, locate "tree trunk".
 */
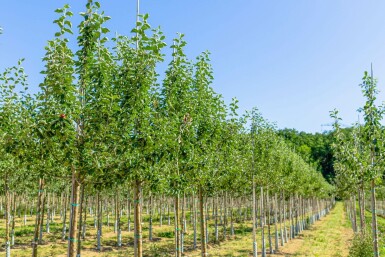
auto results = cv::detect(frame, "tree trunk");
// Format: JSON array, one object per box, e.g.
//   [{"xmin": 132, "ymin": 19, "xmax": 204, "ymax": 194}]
[
  {"xmin": 11, "ymin": 192, "xmax": 16, "ymax": 247},
  {"xmin": 371, "ymin": 179, "xmax": 379, "ymax": 257},
  {"xmin": 283, "ymin": 192, "xmax": 288, "ymax": 243},
  {"xmin": 77, "ymin": 183, "xmax": 85, "ymax": 256},
  {"xmin": 193, "ymin": 193, "xmax": 198, "ymax": 249},
  {"xmin": 159, "ymin": 195, "xmax": 163, "ymax": 227},
  {"xmin": 267, "ymin": 190, "xmax": 272, "ymax": 254},
  {"xmin": 174, "ymin": 194, "xmax": 181, "ymax": 257},
  {"xmin": 181, "ymin": 193, "xmax": 186, "ymax": 253},
  {"xmin": 67, "ymin": 168, "xmax": 81, "ymax": 257},
  {"xmin": 352, "ymin": 195, "xmax": 357, "ymax": 233},
  {"xmin": 223, "ymin": 192, "xmax": 227, "ymax": 241},
  {"xmin": 149, "ymin": 193, "xmax": 153, "ymax": 242},
  {"xmin": 214, "ymin": 196, "xmax": 219, "ymax": 243},
  {"xmin": 96, "ymin": 192, "xmax": 101, "ymax": 251},
  {"xmin": 116, "ymin": 191, "xmax": 122, "ymax": 247},
  {"xmin": 32, "ymin": 178, "xmax": 44, "ymax": 257},
  {"xmin": 62, "ymin": 189, "xmax": 69, "ymax": 241},
  {"xmin": 134, "ymin": 180, "xmax": 143, "ymax": 257},
  {"xmin": 5, "ymin": 172, "xmax": 11, "ymax": 257},
  {"xmin": 252, "ymin": 175, "xmax": 257, "ymax": 257},
  {"xmin": 261, "ymin": 187, "xmax": 266, "ymax": 257},
  {"xmin": 38, "ymin": 189, "xmax": 46, "ymax": 244},
  {"xmin": 128, "ymin": 197, "xmax": 131, "ymax": 232},
  {"xmin": 358, "ymin": 186, "xmax": 365, "ymax": 234},
  {"xmin": 82, "ymin": 195, "xmax": 88, "ymax": 239},
  {"xmin": 274, "ymin": 193, "xmax": 279, "ymax": 252},
  {"xmin": 199, "ymin": 188, "xmax": 208, "ymax": 257}
]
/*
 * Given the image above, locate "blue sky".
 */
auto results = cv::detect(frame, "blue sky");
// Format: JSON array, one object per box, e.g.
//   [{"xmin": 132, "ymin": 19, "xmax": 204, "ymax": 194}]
[{"xmin": 1, "ymin": 1, "xmax": 385, "ymax": 133}]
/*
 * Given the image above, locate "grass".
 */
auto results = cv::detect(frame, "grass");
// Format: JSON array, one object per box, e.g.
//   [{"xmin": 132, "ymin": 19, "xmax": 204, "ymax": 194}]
[
  {"xmin": 363, "ymin": 207, "xmax": 385, "ymax": 255},
  {"xmin": 270, "ymin": 202, "xmax": 353, "ymax": 257}
]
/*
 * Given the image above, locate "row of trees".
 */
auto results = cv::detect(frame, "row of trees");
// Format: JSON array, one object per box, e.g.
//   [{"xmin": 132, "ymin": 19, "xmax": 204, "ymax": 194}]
[
  {"xmin": 0, "ymin": 1, "xmax": 333, "ymax": 256},
  {"xmin": 331, "ymin": 67, "xmax": 384, "ymax": 257},
  {"xmin": 278, "ymin": 129, "xmax": 334, "ymax": 182}
]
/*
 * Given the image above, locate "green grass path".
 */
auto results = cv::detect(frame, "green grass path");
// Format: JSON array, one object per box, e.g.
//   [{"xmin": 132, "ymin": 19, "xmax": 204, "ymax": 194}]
[{"xmin": 271, "ymin": 202, "xmax": 353, "ymax": 257}]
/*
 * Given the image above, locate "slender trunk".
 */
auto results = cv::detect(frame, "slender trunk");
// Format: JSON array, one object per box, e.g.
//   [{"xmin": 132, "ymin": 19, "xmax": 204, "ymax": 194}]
[
  {"xmin": 214, "ymin": 196, "xmax": 219, "ymax": 243},
  {"xmin": 371, "ymin": 179, "xmax": 379, "ymax": 257},
  {"xmin": 32, "ymin": 179, "xmax": 44, "ymax": 257},
  {"xmin": 174, "ymin": 195, "xmax": 181, "ymax": 257},
  {"xmin": 352, "ymin": 195, "xmax": 357, "ymax": 233},
  {"xmin": 5, "ymin": 172, "xmax": 11, "ymax": 257},
  {"xmin": 358, "ymin": 186, "xmax": 365, "ymax": 234},
  {"xmin": 205, "ymin": 200, "xmax": 209, "ymax": 244},
  {"xmin": 116, "ymin": 191, "xmax": 122, "ymax": 247},
  {"xmin": 230, "ymin": 197, "xmax": 234, "ymax": 237},
  {"xmin": 193, "ymin": 193, "xmax": 197, "ymax": 250},
  {"xmin": 362, "ymin": 187, "xmax": 366, "ymax": 230},
  {"xmin": 38, "ymin": 189, "xmax": 46, "ymax": 245},
  {"xmin": 279, "ymin": 191, "xmax": 284, "ymax": 246},
  {"xmin": 199, "ymin": 188, "xmax": 208, "ymax": 257},
  {"xmin": 62, "ymin": 189, "xmax": 69, "ymax": 241},
  {"xmin": 181, "ymin": 193, "xmax": 186, "ymax": 253},
  {"xmin": 149, "ymin": 194, "xmax": 153, "ymax": 242},
  {"xmin": 290, "ymin": 195, "xmax": 294, "ymax": 239},
  {"xmin": 223, "ymin": 192, "xmax": 227, "ymax": 241},
  {"xmin": 11, "ymin": 192, "xmax": 16, "ymax": 246},
  {"xmin": 274, "ymin": 193, "xmax": 279, "ymax": 252},
  {"xmin": 96, "ymin": 192, "xmax": 101, "ymax": 251},
  {"xmin": 294, "ymin": 195, "xmax": 298, "ymax": 237},
  {"xmin": 159, "ymin": 195, "xmax": 163, "ymax": 227},
  {"xmin": 128, "ymin": 197, "xmax": 131, "ymax": 232},
  {"xmin": 67, "ymin": 168, "xmax": 81, "ymax": 257},
  {"xmin": 134, "ymin": 180, "xmax": 143, "ymax": 257},
  {"xmin": 82, "ymin": 195, "xmax": 88, "ymax": 239},
  {"xmin": 168, "ymin": 200, "xmax": 171, "ymax": 225},
  {"xmin": 252, "ymin": 175, "xmax": 257, "ymax": 257},
  {"xmin": 283, "ymin": 192, "xmax": 288, "ymax": 243},
  {"xmin": 267, "ymin": 191, "xmax": 272, "ymax": 254},
  {"xmin": 261, "ymin": 187, "xmax": 266, "ymax": 257},
  {"xmin": 77, "ymin": 183, "xmax": 85, "ymax": 256},
  {"xmin": 45, "ymin": 193, "xmax": 50, "ymax": 234}
]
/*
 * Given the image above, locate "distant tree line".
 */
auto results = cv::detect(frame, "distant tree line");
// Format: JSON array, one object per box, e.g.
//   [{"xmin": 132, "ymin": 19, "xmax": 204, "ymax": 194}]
[{"xmin": 277, "ymin": 128, "xmax": 337, "ymax": 183}]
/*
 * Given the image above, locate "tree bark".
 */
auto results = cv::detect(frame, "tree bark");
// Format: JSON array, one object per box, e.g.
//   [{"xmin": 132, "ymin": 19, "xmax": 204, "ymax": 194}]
[
  {"xmin": 371, "ymin": 179, "xmax": 379, "ymax": 257},
  {"xmin": 5, "ymin": 172, "xmax": 11, "ymax": 257},
  {"xmin": 261, "ymin": 187, "xmax": 266, "ymax": 257},
  {"xmin": 252, "ymin": 175, "xmax": 257, "ymax": 257},
  {"xmin": 32, "ymin": 178, "xmax": 44, "ymax": 257},
  {"xmin": 67, "ymin": 168, "xmax": 81, "ymax": 257},
  {"xmin": 174, "ymin": 194, "xmax": 181, "ymax": 257},
  {"xmin": 77, "ymin": 183, "xmax": 85, "ymax": 256},
  {"xmin": 199, "ymin": 188, "xmax": 208, "ymax": 257},
  {"xmin": 134, "ymin": 180, "xmax": 143, "ymax": 257}
]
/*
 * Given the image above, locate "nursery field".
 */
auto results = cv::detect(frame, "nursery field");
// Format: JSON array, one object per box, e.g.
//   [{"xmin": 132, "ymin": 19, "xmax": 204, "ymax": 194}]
[
  {"xmin": 0, "ymin": 198, "xmax": 335, "ymax": 257},
  {"xmin": 2, "ymin": 1, "xmax": 385, "ymax": 257}
]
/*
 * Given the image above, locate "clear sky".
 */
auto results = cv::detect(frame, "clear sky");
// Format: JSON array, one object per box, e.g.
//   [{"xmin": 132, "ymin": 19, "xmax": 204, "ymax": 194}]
[{"xmin": 1, "ymin": 1, "xmax": 385, "ymax": 133}]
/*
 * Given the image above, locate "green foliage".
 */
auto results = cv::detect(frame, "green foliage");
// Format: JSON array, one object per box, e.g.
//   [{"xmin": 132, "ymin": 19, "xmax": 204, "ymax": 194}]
[
  {"xmin": 331, "ymin": 69, "xmax": 385, "ymax": 197},
  {"xmin": 278, "ymin": 128, "xmax": 335, "ymax": 182},
  {"xmin": 349, "ymin": 233, "xmax": 373, "ymax": 257},
  {"xmin": 0, "ymin": 3, "xmax": 334, "ymax": 256},
  {"xmin": 147, "ymin": 244, "xmax": 169, "ymax": 257},
  {"xmin": 156, "ymin": 231, "xmax": 174, "ymax": 238}
]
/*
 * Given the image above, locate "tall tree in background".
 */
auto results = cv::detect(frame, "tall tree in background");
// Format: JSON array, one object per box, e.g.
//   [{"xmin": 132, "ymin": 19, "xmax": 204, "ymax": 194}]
[
  {"xmin": 331, "ymin": 68, "xmax": 385, "ymax": 257},
  {"xmin": 358, "ymin": 69, "xmax": 383, "ymax": 257}
]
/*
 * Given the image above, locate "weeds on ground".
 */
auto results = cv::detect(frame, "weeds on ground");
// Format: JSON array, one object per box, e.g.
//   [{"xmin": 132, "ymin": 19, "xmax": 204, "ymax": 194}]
[{"xmin": 348, "ymin": 232, "xmax": 373, "ymax": 257}]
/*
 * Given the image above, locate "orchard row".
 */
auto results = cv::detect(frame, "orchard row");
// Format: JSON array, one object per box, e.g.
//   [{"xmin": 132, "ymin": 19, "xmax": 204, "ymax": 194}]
[
  {"xmin": 0, "ymin": 1, "xmax": 333, "ymax": 256},
  {"xmin": 331, "ymin": 69, "xmax": 385, "ymax": 256}
]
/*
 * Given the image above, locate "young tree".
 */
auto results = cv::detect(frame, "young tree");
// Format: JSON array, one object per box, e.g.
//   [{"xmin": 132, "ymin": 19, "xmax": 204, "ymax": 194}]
[{"xmin": 114, "ymin": 14, "xmax": 166, "ymax": 257}]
